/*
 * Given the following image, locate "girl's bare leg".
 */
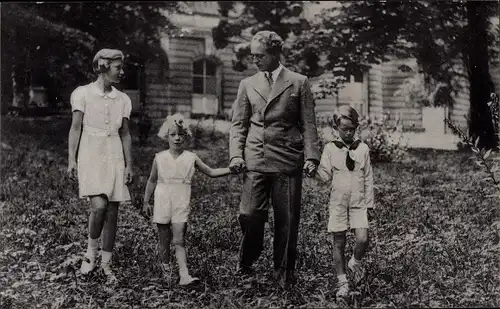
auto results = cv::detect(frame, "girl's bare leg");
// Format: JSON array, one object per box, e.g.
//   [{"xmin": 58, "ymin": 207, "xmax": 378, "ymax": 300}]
[
  {"xmin": 157, "ymin": 223, "xmax": 172, "ymax": 264},
  {"xmin": 171, "ymin": 222, "xmax": 199, "ymax": 285},
  {"xmin": 81, "ymin": 195, "xmax": 108, "ymax": 274},
  {"xmin": 101, "ymin": 201, "xmax": 119, "ymax": 277}
]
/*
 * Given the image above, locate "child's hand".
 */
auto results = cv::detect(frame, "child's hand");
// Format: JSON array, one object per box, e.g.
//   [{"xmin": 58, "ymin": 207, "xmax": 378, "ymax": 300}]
[
  {"xmin": 368, "ymin": 208, "xmax": 374, "ymax": 221},
  {"xmin": 67, "ymin": 160, "xmax": 77, "ymax": 180},
  {"xmin": 142, "ymin": 201, "xmax": 153, "ymax": 217},
  {"xmin": 303, "ymin": 160, "xmax": 318, "ymax": 178}
]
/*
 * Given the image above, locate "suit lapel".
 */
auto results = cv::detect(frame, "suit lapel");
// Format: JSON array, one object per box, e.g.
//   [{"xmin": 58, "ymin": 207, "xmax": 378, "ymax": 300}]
[
  {"xmin": 249, "ymin": 73, "xmax": 271, "ymax": 103},
  {"xmin": 264, "ymin": 68, "xmax": 292, "ymax": 113}
]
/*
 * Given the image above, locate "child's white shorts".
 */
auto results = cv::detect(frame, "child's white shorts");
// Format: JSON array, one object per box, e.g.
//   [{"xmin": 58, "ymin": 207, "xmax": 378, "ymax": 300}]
[
  {"xmin": 153, "ymin": 183, "xmax": 191, "ymax": 224},
  {"xmin": 328, "ymin": 203, "xmax": 369, "ymax": 232}
]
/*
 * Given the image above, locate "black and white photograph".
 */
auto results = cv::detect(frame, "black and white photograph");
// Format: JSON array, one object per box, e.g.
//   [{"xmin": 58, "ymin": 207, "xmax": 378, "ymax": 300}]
[{"xmin": 1, "ymin": 1, "xmax": 499, "ymax": 308}]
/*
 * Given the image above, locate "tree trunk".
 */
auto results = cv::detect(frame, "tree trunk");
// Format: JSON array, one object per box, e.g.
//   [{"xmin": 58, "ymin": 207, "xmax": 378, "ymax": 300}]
[{"xmin": 466, "ymin": 1, "xmax": 497, "ymax": 149}]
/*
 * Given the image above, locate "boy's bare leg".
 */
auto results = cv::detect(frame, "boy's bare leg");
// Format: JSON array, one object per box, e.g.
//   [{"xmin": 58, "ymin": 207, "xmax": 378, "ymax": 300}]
[
  {"xmin": 349, "ymin": 227, "xmax": 369, "ymax": 285},
  {"xmin": 353, "ymin": 228, "xmax": 369, "ymax": 261},
  {"xmin": 333, "ymin": 231, "xmax": 349, "ymax": 297},
  {"xmin": 332, "ymin": 231, "xmax": 347, "ymax": 276}
]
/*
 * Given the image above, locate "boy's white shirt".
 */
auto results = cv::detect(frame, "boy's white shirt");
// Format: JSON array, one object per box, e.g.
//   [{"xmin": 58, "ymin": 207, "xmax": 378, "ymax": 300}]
[{"xmin": 314, "ymin": 138, "xmax": 375, "ymax": 209}]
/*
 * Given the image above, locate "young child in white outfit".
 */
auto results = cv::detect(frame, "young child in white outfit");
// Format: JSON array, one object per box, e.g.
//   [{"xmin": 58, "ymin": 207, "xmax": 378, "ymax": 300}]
[
  {"xmin": 143, "ymin": 114, "xmax": 237, "ymax": 286},
  {"xmin": 314, "ymin": 105, "xmax": 374, "ymax": 298}
]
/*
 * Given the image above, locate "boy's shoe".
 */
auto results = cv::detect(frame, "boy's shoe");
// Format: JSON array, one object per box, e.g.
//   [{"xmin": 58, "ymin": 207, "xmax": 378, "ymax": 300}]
[
  {"xmin": 336, "ymin": 280, "xmax": 350, "ymax": 298},
  {"xmin": 101, "ymin": 262, "xmax": 118, "ymax": 283},
  {"xmin": 348, "ymin": 258, "xmax": 366, "ymax": 286},
  {"xmin": 160, "ymin": 263, "xmax": 173, "ymax": 284},
  {"xmin": 80, "ymin": 256, "xmax": 96, "ymax": 275},
  {"xmin": 179, "ymin": 274, "xmax": 200, "ymax": 286}
]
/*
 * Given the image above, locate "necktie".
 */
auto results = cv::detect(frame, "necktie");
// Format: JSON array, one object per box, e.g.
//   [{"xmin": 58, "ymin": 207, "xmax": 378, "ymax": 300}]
[
  {"xmin": 332, "ymin": 140, "xmax": 361, "ymax": 171},
  {"xmin": 266, "ymin": 72, "xmax": 273, "ymax": 87}
]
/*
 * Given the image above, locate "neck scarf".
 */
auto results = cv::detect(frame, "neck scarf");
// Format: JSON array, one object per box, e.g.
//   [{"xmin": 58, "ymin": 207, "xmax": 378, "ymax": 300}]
[{"xmin": 332, "ymin": 139, "xmax": 362, "ymax": 171}]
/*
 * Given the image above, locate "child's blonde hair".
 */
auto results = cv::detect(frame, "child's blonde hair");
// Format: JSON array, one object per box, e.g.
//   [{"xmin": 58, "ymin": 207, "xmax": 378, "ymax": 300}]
[
  {"xmin": 157, "ymin": 113, "xmax": 192, "ymax": 140},
  {"xmin": 333, "ymin": 105, "xmax": 360, "ymax": 128}
]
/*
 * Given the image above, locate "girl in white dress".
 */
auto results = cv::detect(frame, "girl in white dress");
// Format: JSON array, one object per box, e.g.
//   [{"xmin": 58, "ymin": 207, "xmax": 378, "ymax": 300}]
[
  {"xmin": 143, "ymin": 114, "xmax": 236, "ymax": 286},
  {"xmin": 67, "ymin": 49, "xmax": 134, "ymax": 280}
]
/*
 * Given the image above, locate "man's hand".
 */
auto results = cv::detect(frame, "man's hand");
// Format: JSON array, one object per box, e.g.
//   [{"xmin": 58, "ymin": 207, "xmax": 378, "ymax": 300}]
[
  {"xmin": 229, "ymin": 157, "xmax": 246, "ymax": 173},
  {"xmin": 303, "ymin": 159, "xmax": 318, "ymax": 178}
]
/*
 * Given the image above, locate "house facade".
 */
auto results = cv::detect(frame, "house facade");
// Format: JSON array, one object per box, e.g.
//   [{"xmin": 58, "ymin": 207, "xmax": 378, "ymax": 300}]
[{"xmin": 133, "ymin": 1, "xmax": 500, "ymax": 135}]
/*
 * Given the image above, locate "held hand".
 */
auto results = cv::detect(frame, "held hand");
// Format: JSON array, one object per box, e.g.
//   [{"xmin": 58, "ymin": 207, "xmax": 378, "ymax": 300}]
[
  {"xmin": 125, "ymin": 166, "xmax": 134, "ymax": 185},
  {"xmin": 229, "ymin": 157, "xmax": 246, "ymax": 174},
  {"xmin": 67, "ymin": 160, "xmax": 78, "ymax": 180},
  {"xmin": 143, "ymin": 201, "xmax": 153, "ymax": 217},
  {"xmin": 303, "ymin": 160, "xmax": 318, "ymax": 178},
  {"xmin": 367, "ymin": 208, "xmax": 374, "ymax": 221}
]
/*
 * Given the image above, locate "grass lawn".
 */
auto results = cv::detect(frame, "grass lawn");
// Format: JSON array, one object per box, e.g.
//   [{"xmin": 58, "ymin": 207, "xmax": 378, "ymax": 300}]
[{"xmin": 1, "ymin": 116, "xmax": 499, "ymax": 308}]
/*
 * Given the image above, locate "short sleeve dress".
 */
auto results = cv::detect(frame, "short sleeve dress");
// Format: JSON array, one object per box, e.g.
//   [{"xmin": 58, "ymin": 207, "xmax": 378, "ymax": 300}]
[
  {"xmin": 70, "ymin": 82, "xmax": 132, "ymax": 202},
  {"xmin": 153, "ymin": 150, "xmax": 198, "ymax": 224}
]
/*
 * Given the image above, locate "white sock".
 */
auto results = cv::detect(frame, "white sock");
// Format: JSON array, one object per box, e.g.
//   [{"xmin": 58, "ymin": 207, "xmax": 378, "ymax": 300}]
[
  {"xmin": 86, "ymin": 237, "xmax": 99, "ymax": 259},
  {"xmin": 179, "ymin": 268, "xmax": 189, "ymax": 278},
  {"xmin": 337, "ymin": 274, "xmax": 347, "ymax": 283},
  {"xmin": 101, "ymin": 251, "xmax": 112, "ymax": 265},
  {"xmin": 350, "ymin": 255, "xmax": 361, "ymax": 265}
]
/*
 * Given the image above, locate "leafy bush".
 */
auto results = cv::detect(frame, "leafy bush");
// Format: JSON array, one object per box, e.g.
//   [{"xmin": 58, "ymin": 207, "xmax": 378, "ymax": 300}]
[
  {"xmin": 445, "ymin": 92, "xmax": 500, "ymax": 200},
  {"xmin": 188, "ymin": 118, "xmax": 228, "ymax": 150}
]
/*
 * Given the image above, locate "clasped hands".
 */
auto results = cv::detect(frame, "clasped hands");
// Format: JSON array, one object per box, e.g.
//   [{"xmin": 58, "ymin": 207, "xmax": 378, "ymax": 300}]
[{"xmin": 229, "ymin": 157, "xmax": 318, "ymax": 177}]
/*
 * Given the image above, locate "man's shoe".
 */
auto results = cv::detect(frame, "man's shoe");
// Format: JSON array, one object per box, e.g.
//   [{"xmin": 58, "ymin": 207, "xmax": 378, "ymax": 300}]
[
  {"xmin": 272, "ymin": 269, "xmax": 296, "ymax": 290},
  {"xmin": 236, "ymin": 264, "xmax": 255, "ymax": 277}
]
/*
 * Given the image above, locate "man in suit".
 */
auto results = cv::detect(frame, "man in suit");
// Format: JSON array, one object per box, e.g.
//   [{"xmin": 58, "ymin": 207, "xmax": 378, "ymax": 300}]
[{"xmin": 229, "ymin": 30, "xmax": 321, "ymax": 288}]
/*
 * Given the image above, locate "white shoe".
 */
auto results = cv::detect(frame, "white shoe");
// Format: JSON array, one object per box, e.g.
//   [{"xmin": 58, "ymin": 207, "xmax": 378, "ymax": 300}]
[
  {"xmin": 179, "ymin": 274, "xmax": 200, "ymax": 286},
  {"xmin": 101, "ymin": 262, "xmax": 118, "ymax": 283},
  {"xmin": 348, "ymin": 258, "xmax": 365, "ymax": 286},
  {"xmin": 80, "ymin": 256, "xmax": 96, "ymax": 275},
  {"xmin": 336, "ymin": 280, "xmax": 350, "ymax": 298}
]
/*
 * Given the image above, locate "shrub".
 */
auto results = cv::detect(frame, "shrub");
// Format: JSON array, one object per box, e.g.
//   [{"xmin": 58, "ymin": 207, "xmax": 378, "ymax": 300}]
[
  {"xmin": 445, "ymin": 92, "xmax": 500, "ymax": 199},
  {"xmin": 188, "ymin": 117, "xmax": 227, "ymax": 150}
]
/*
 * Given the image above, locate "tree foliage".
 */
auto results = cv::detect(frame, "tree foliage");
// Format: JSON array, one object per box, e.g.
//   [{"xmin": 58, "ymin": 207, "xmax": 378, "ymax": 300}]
[
  {"xmin": 2, "ymin": 2, "xmax": 185, "ymax": 108},
  {"xmin": 213, "ymin": 0, "xmax": 500, "ymax": 148}
]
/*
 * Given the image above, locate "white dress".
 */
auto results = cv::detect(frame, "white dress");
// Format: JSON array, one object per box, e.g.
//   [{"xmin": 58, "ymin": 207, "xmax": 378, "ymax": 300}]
[
  {"xmin": 70, "ymin": 82, "xmax": 132, "ymax": 202},
  {"xmin": 153, "ymin": 150, "xmax": 198, "ymax": 224}
]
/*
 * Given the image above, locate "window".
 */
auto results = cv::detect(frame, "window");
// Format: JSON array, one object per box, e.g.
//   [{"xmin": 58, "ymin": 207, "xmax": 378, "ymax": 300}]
[{"xmin": 192, "ymin": 59, "xmax": 217, "ymax": 95}]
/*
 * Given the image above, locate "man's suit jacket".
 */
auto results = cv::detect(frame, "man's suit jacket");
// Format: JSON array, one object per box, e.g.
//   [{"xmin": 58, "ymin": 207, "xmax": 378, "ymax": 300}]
[{"xmin": 230, "ymin": 66, "xmax": 321, "ymax": 173}]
